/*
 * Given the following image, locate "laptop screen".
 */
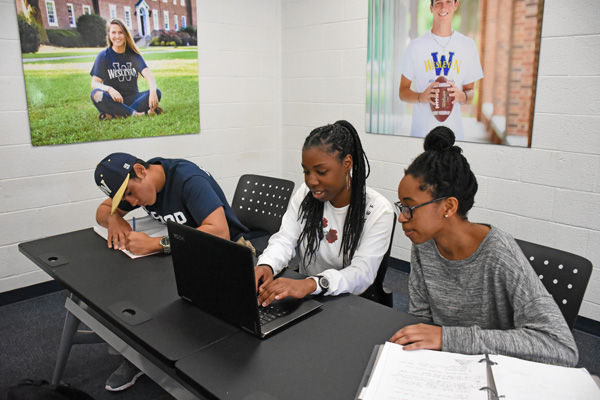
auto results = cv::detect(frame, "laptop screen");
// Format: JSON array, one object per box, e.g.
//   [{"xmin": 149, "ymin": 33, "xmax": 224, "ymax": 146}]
[{"xmin": 168, "ymin": 222, "xmax": 261, "ymax": 335}]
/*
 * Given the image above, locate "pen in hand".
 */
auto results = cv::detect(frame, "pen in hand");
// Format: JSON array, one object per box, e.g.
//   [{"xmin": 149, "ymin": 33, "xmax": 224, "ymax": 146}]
[{"xmin": 132, "ymin": 217, "xmax": 136, "ymax": 232}]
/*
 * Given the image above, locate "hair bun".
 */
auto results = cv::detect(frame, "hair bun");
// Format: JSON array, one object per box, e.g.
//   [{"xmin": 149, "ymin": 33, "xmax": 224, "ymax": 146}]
[{"xmin": 423, "ymin": 126, "xmax": 456, "ymax": 152}]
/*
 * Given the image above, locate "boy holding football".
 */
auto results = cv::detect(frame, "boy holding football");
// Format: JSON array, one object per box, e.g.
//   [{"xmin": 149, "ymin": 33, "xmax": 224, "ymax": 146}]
[{"xmin": 399, "ymin": 0, "xmax": 483, "ymax": 139}]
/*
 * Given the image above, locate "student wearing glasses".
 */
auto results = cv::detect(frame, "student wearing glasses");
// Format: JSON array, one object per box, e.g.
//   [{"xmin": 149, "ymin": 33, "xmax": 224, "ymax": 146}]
[{"xmin": 389, "ymin": 126, "xmax": 578, "ymax": 367}]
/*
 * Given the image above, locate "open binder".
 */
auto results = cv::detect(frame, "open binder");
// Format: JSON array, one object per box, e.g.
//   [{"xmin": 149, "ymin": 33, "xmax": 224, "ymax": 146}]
[{"xmin": 356, "ymin": 342, "xmax": 600, "ymax": 400}]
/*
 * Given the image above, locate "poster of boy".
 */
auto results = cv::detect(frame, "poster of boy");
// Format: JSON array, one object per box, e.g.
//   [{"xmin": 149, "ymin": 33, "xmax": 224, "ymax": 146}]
[
  {"xmin": 366, "ymin": 0, "xmax": 544, "ymax": 147},
  {"xmin": 16, "ymin": 0, "xmax": 200, "ymax": 146}
]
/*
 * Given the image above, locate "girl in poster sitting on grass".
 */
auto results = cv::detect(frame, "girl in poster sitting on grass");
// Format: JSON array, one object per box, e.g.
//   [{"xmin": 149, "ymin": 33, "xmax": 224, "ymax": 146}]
[{"xmin": 90, "ymin": 18, "xmax": 162, "ymax": 121}]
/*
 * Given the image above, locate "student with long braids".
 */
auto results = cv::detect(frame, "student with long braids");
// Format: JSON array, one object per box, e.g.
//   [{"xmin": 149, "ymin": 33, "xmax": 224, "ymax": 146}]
[
  {"xmin": 389, "ymin": 126, "xmax": 578, "ymax": 367},
  {"xmin": 255, "ymin": 120, "xmax": 395, "ymax": 306}
]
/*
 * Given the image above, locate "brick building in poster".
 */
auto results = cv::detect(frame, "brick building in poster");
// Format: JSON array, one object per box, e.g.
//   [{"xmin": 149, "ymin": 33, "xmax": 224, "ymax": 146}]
[
  {"xmin": 16, "ymin": 0, "xmax": 196, "ymax": 40},
  {"xmin": 478, "ymin": 0, "xmax": 543, "ymax": 146}
]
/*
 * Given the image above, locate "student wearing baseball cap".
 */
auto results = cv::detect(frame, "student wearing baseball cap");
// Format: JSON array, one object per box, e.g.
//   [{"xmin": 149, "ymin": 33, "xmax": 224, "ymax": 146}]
[
  {"xmin": 94, "ymin": 152, "xmax": 248, "ymax": 256},
  {"xmin": 94, "ymin": 153, "xmax": 248, "ymax": 391}
]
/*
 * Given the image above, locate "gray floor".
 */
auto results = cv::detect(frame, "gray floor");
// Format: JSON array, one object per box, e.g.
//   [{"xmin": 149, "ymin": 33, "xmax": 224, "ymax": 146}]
[
  {"xmin": 0, "ymin": 290, "xmax": 172, "ymax": 400},
  {"xmin": 0, "ymin": 268, "xmax": 598, "ymax": 399}
]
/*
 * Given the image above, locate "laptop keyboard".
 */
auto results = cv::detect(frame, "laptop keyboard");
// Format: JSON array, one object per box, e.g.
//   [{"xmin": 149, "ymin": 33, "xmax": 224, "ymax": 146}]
[{"xmin": 258, "ymin": 304, "xmax": 289, "ymax": 325}]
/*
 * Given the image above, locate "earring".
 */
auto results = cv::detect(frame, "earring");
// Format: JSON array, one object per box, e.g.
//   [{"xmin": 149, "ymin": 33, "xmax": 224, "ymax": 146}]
[{"xmin": 444, "ymin": 214, "xmax": 448, "ymax": 218}]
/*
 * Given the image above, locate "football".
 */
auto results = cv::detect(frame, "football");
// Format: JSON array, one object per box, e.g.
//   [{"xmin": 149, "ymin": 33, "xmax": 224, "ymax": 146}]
[{"xmin": 430, "ymin": 76, "xmax": 452, "ymax": 122}]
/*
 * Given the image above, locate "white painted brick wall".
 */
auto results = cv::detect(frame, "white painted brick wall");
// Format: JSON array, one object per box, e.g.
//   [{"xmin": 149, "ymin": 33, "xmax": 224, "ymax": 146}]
[
  {"xmin": 2, "ymin": 0, "xmax": 599, "ymax": 322},
  {"xmin": 468, "ymin": 207, "xmax": 518, "ymax": 235},
  {"xmin": 282, "ymin": 1, "xmax": 307, "ymax": 29},
  {"xmin": 0, "ymin": 0, "xmax": 281, "ymax": 291},
  {"xmin": 540, "ymin": 0, "xmax": 598, "ymax": 37},
  {"xmin": 536, "ymin": 77, "xmax": 600, "ymax": 115},
  {"xmin": 553, "ymin": 190, "xmax": 600, "ymax": 230},
  {"xmin": 281, "ymin": 0, "xmax": 600, "ymax": 321},
  {"xmin": 538, "ymin": 36, "xmax": 600, "ymax": 77},
  {"xmin": 282, "ymin": 125, "xmax": 310, "ymax": 150},
  {"xmin": 323, "ymin": 20, "xmax": 366, "ymax": 49},
  {"xmin": 309, "ymin": 51, "xmax": 345, "ymax": 76},
  {"xmin": 521, "ymin": 151, "xmax": 598, "ymax": 191},
  {"xmin": 306, "ymin": 0, "xmax": 345, "ymax": 25},
  {"xmin": 485, "ymin": 179, "xmax": 555, "ymax": 220},
  {"xmin": 515, "ymin": 218, "xmax": 589, "ymax": 256}
]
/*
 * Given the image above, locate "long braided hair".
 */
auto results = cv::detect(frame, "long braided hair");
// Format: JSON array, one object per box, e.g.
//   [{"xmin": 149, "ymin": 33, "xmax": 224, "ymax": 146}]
[
  {"xmin": 405, "ymin": 126, "xmax": 478, "ymax": 217},
  {"xmin": 297, "ymin": 120, "xmax": 370, "ymax": 267}
]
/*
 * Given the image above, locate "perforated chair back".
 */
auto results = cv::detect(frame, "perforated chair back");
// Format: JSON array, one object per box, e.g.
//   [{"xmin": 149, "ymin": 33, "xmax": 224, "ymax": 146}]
[
  {"xmin": 232, "ymin": 174, "xmax": 295, "ymax": 236},
  {"xmin": 515, "ymin": 239, "xmax": 593, "ymax": 330},
  {"xmin": 360, "ymin": 213, "xmax": 396, "ymax": 307}
]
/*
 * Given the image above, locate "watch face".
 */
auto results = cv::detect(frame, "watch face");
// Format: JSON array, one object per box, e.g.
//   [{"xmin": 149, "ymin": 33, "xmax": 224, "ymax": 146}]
[
  {"xmin": 160, "ymin": 236, "xmax": 171, "ymax": 254},
  {"xmin": 319, "ymin": 276, "xmax": 330, "ymax": 290}
]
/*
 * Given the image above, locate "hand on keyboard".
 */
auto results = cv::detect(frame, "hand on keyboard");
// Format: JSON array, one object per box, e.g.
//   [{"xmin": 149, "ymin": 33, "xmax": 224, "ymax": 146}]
[{"xmin": 257, "ymin": 277, "xmax": 318, "ymax": 307}]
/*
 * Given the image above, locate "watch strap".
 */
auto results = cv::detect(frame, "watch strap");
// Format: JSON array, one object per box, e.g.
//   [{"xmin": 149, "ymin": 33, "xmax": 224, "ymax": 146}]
[
  {"xmin": 310, "ymin": 276, "xmax": 321, "ymax": 295},
  {"xmin": 316, "ymin": 275, "xmax": 329, "ymax": 294},
  {"xmin": 160, "ymin": 235, "xmax": 171, "ymax": 254}
]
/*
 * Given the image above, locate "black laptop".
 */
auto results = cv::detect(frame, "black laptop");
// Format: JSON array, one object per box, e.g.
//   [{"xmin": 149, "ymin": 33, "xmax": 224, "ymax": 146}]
[{"xmin": 167, "ymin": 221, "xmax": 322, "ymax": 339}]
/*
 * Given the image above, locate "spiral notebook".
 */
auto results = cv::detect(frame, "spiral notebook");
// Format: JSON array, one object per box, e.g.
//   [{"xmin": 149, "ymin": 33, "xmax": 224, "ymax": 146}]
[{"xmin": 356, "ymin": 342, "xmax": 600, "ymax": 400}]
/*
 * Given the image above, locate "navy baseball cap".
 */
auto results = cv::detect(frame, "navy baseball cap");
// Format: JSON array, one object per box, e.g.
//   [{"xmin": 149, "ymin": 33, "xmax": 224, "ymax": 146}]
[{"xmin": 94, "ymin": 153, "xmax": 137, "ymax": 215}]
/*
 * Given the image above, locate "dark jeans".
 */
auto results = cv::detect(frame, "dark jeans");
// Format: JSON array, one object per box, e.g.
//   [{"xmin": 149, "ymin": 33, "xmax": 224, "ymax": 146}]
[{"xmin": 90, "ymin": 88, "xmax": 162, "ymax": 117}]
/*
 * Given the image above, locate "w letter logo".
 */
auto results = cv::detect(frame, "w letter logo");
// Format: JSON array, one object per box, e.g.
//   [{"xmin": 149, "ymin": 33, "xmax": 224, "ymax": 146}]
[
  {"xmin": 108, "ymin": 62, "xmax": 136, "ymax": 82},
  {"xmin": 99, "ymin": 179, "xmax": 112, "ymax": 196},
  {"xmin": 431, "ymin": 52, "xmax": 454, "ymax": 76}
]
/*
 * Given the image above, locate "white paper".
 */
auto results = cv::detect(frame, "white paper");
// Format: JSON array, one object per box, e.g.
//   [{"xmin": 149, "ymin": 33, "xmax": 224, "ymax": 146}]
[
  {"xmin": 363, "ymin": 342, "xmax": 488, "ymax": 400},
  {"xmin": 491, "ymin": 354, "xmax": 600, "ymax": 400},
  {"xmin": 93, "ymin": 216, "xmax": 167, "ymax": 259}
]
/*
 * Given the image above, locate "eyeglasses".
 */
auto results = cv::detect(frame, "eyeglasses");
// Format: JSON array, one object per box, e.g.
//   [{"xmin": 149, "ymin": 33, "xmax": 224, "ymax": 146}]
[{"xmin": 394, "ymin": 197, "xmax": 448, "ymax": 220}]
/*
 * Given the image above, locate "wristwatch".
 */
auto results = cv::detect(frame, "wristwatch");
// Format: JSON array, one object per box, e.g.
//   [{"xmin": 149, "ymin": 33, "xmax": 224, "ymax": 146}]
[
  {"xmin": 160, "ymin": 235, "xmax": 171, "ymax": 254},
  {"xmin": 316, "ymin": 275, "xmax": 330, "ymax": 294}
]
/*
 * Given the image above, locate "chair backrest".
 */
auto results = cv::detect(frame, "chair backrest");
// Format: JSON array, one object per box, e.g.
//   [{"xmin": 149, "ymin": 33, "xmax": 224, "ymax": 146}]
[
  {"xmin": 232, "ymin": 174, "xmax": 295, "ymax": 236},
  {"xmin": 360, "ymin": 213, "xmax": 396, "ymax": 307},
  {"xmin": 515, "ymin": 239, "xmax": 593, "ymax": 330}
]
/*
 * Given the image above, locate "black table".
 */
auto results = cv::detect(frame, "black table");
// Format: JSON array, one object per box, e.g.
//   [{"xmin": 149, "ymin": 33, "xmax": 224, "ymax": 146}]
[
  {"xmin": 20, "ymin": 228, "xmax": 236, "ymax": 398},
  {"xmin": 19, "ymin": 228, "xmax": 422, "ymax": 400},
  {"xmin": 176, "ymin": 294, "xmax": 421, "ymax": 400}
]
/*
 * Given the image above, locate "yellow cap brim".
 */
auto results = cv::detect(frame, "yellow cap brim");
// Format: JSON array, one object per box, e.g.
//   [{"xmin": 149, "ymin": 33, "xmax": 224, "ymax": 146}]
[{"xmin": 110, "ymin": 174, "xmax": 130, "ymax": 215}]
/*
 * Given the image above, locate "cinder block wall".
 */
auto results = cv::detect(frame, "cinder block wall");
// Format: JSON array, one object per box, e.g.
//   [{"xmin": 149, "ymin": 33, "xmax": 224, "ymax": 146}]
[
  {"xmin": 280, "ymin": 0, "xmax": 600, "ymax": 321},
  {"xmin": 0, "ymin": 0, "xmax": 281, "ymax": 292},
  {"xmin": 1, "ymin": 0, "xmax": 599, "ymax": 322}
]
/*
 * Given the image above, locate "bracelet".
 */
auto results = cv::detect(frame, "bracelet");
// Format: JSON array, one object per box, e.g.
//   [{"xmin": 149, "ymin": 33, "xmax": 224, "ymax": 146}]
[{"xmin": 461, "ymin": 91, "xmax": 469, "ymax": 105}]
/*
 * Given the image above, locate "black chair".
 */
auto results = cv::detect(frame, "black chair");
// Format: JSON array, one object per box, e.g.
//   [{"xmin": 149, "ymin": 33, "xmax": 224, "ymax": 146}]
[
  {"xmin": 516, "ymin": 239, "xmax": 593, "ymax": 330},
  {"xmin": 232, "ymin": 174, "xmax": 295, "ymax": 255},
  {"xmin": 360, "ymin": 214, "xmax": 397, "ymax": 307}
]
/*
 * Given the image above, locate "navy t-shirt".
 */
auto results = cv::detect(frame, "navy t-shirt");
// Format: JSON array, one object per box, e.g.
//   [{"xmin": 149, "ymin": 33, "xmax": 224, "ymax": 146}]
[
  {"xmin": 118, "ymin": 158, "xmax": 248, "ymax": 241},
  {"xmin": 90, "ymin": 47, "xmax": 148, "ymax": 97}
]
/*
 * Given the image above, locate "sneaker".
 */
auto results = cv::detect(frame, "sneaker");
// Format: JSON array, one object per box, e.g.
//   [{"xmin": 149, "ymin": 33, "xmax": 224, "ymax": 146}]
[{"xmin": 105, "ymin": 359, "xmax": 144, "ymax": 391}]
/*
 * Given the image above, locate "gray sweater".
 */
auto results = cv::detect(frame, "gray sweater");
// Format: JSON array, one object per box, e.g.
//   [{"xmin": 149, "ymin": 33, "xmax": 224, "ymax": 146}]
[{"xmin": 409, "ymin": 225, "xmax": 579, "ymax": 367}]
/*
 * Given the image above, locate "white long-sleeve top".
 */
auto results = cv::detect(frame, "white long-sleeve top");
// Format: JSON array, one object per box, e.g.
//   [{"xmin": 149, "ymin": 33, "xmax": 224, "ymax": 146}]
[{"xmin": 257, "ymin": 183, "xmax": 395, "ymax": 296}]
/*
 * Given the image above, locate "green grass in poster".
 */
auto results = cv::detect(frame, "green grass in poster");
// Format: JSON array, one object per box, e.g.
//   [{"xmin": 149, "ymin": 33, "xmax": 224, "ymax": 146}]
[{"xmin": 23, "ymin": 46, "xmax": 200, "ymax": 146}]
